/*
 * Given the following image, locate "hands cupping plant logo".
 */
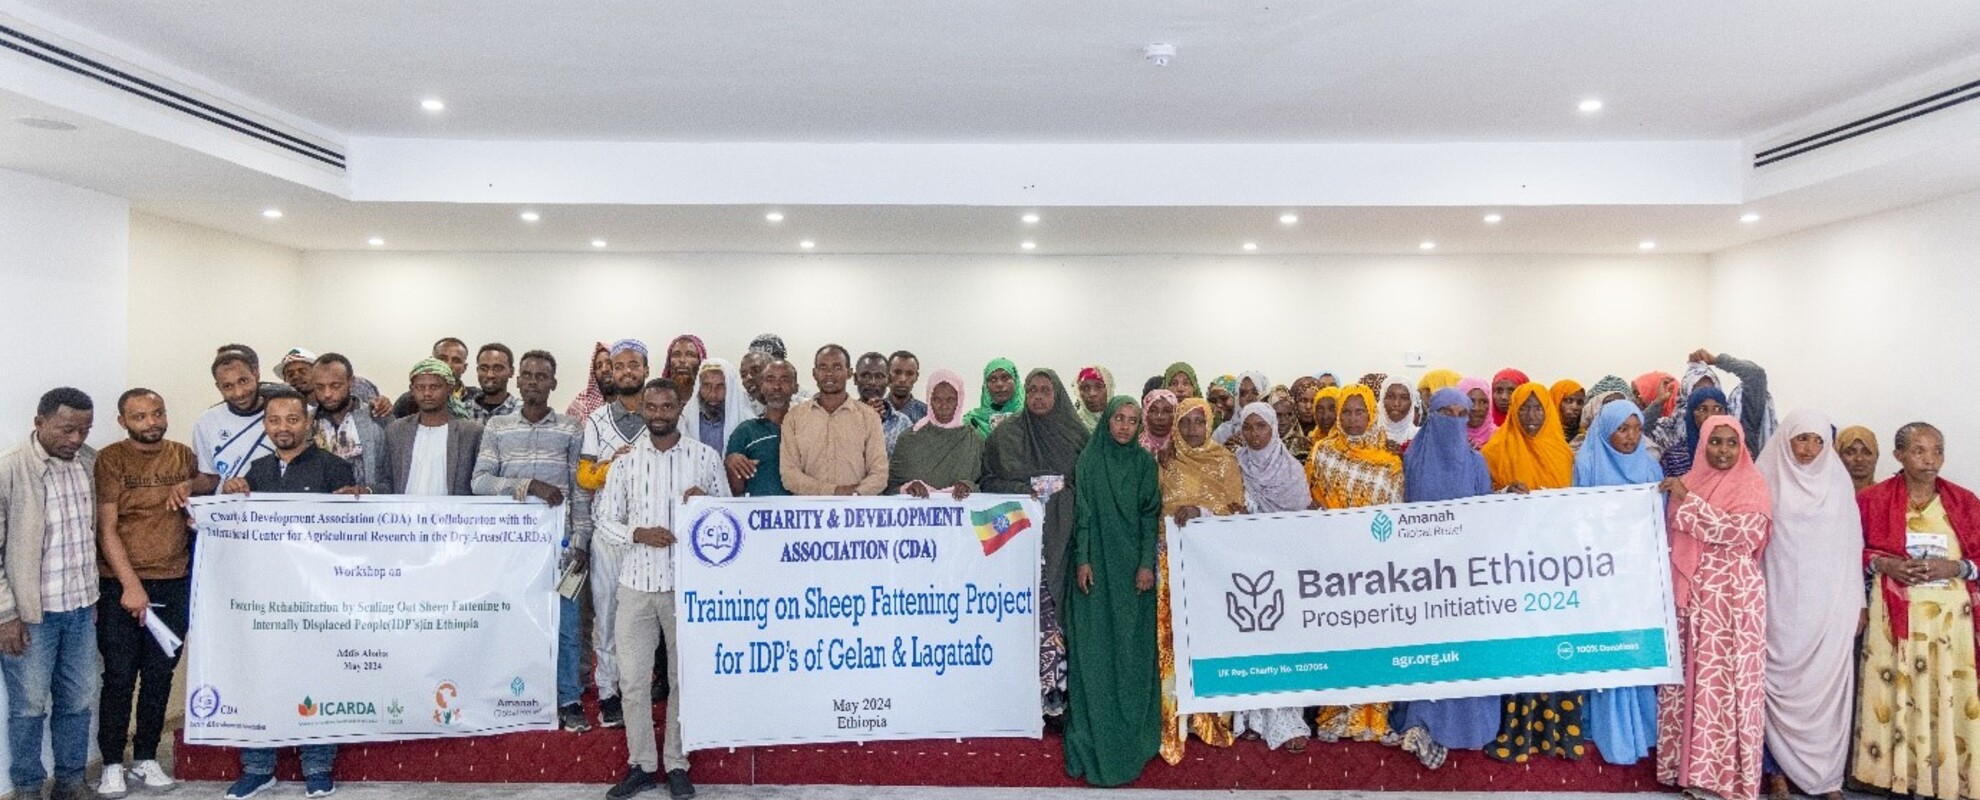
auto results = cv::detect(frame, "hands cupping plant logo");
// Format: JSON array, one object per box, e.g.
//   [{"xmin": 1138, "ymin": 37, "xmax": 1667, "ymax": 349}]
[{"xmin": 1225, "ymin": 570, "xmax": 1285, "ymax": 633}]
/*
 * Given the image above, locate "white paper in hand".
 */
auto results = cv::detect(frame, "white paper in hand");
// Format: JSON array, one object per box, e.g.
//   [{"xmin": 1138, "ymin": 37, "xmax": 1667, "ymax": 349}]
[{"xmin": 144, "ymin": 611, "xmax": 183, "ymax": 658}]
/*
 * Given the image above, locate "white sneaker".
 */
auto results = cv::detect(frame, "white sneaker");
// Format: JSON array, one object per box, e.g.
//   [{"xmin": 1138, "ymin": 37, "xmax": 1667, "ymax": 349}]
[
  {"xmin": 129, "ymin": 760, "xmax": 178, "ymax": 791},
  {"xmin": 97, "ymin": 764, "xmax": 130, "ymax": 799}
]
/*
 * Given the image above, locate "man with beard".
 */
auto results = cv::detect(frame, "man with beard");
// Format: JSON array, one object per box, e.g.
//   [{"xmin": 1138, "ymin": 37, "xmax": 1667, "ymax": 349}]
[
  {"xmin": 662, "ymin": 335, "xmax": 705, "ymax": 398},
  {"xmin": 92, "ymin": 389, "xmax": 197, "ymax": 798},
  {"xmin": 391, "ymin": 337, "xmax": 471, "ymax": 419},
  {"xmin": 567, "ymin": 343, "xmax": 616, "ymax": 421},
  {"xmin": 575, "ymin": 339, "xmax": 652, "ymax": 729},
  {"xmin": 279, "ymin": 348, "xmax": 390, "ymax": 419},
  {"xmin": 190, "ymin": 350, "xmax": 275, "ymax": 494},
  {"xmin": 724, "ymin": 359, "xmax": 796, "ymax": 497},
  {"xmin": 593, "ymin": 379, "xmax": 727, "ymax": 800},
  {"xmin": 471, "ymin": 350, "xmax": 592, "ymax": 731},
  {"xmin": 855, "ymin": 351, "xmax": 913, "ymax": 456},
  {"xmin": 781, "ymin": 345, "xmax": 888, "ymax": 496},
  {"xmin": 310, "ymin": 353, "xmax": 385, "ymax": 488},
  {"xmin": 378, "ymin": 359, "xmax": 485, "ymax": 496},
  {"xmin": 221, "ymin": 389, "xmax": 364, "ymax": 800},
  {"xmin": 737, "ymin": 350, "xmax": 770, "ymax": 416},
  {"xmin": 466, "ymin": 343, "xmax": 520, "ymax": 421}
]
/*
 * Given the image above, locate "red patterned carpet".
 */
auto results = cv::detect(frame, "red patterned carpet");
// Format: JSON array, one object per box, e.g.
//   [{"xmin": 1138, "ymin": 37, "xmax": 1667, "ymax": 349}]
[{"xmin": 177, "ymin": 697, "xmax": 1666, "ymax": 791}]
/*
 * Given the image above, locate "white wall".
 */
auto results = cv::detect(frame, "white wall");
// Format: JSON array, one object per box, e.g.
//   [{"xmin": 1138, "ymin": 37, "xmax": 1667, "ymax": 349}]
[
  {"xmin": 127, "ymin": 213, "xmax": 304, "ymax": 443},
  {"xmin": 294, "ymin": 250, "xmax": 1709, "ymax": 409},
  {"xmin": 1710, "ymin": 187, "xmax": 1980, "ymax": 484},
  {"xmin": 0, "ymin": 167, "xmax": 127, "ymax": 796}
]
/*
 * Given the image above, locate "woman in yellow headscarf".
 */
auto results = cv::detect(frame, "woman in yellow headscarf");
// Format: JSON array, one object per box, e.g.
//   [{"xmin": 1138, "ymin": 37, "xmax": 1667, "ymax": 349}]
[
  {"xmin": 1154, "ymin": 397, "xmax": 1240, "ymax": 762},
  {"xmin": 1417, "ymin": 368, "xmax": 1464, "ymax": 420},
  {"xmin": 1305, "ymin": 384, "xmax": 1405, "ymax": 744},
  {"xmin": 1307, "ymin": 385, "xmax": 1343, "ymax": 445},
  {"xmin": 1480, "ymin": 382, "xmax": 1587, "ymax": 763}
]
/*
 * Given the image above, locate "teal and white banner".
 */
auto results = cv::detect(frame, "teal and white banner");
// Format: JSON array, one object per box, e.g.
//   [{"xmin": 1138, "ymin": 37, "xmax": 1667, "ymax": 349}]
[
  {"xmin": 1169, "ymin": 485, "xmax": 1680, "ymax": 713},
  {"xmin": 183, "ymin": 494, "xmax": 561, "ymax": 746},
  {"xmin": 674, "ymin": 495, "xmax": 1043, "ymax": 750}
]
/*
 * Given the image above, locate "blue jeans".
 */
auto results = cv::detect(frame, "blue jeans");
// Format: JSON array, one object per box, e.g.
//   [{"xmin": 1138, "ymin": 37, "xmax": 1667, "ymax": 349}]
[
  {"xmin": 558, "ymin": 594, "xmax": 581, "ymax": 706},
  {"xmin": 240, "ymin": 745, "xmax": 336, "ymax": 778},
  {"xmin": 2, "ymin": 607, "xmax": 99, "ymax": 790}
]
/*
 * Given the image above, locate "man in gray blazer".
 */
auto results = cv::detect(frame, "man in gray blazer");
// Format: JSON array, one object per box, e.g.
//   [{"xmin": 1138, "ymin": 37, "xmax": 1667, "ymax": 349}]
[
  {"xmin": 0, "ymin": 388, "xmax": 100, "ymax": 800},
  {"xmin": 376, "ymin": 358, "xmax": 483, "ymax": 496}
]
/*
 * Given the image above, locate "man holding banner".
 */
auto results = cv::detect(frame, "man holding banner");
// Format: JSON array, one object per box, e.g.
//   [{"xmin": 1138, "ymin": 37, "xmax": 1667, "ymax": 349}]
[{"xmin": 591, "ymin": 379, "xmax": 729, "ymax": 800}]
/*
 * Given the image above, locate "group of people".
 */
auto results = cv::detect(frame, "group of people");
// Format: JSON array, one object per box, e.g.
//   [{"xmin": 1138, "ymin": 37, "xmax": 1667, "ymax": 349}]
[{"xmin": 0, "ymin": 332, "xmax": 1965, "ymax": 800}]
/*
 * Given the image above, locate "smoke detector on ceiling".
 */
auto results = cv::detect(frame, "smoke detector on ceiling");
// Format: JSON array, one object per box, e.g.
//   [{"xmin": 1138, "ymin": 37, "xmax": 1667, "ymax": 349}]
[{"xmin": 1145, "ymin": 43, "xmax": 1177, "ymax": 67}]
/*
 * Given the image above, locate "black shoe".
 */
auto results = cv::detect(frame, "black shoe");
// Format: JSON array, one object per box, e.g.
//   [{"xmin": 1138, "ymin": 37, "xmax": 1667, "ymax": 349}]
[
  {"xmin": 604, "ymin": 766, "xmax": 657, "ymax": 800},
  {"xmin": 560, "ymin": 702, "xmax": 593, "ymax": 732},
  {"xmin": 665, "ymin": 769, "xmax": 695, "ymax": 800},
  {"xmin": 652, "ymin": 676, "xmax": 670, "ymax": 702},
  {"xmin": 600, "ymin": 695, "xmax": 625, "ymax": 728}
]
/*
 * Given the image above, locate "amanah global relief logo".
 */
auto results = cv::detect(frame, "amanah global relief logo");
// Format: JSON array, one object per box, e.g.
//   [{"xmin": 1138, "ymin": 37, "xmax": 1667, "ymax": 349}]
[{"xmin": 1370, "ymin": 511, "xmax": 1395, "ymax": 542}]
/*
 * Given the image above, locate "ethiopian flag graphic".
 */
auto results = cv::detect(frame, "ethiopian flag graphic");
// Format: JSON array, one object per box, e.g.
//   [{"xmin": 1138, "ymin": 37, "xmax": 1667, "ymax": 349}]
[{"xmin": 970, "ymin": 501, "xmax": 1031, "ymax": 556}]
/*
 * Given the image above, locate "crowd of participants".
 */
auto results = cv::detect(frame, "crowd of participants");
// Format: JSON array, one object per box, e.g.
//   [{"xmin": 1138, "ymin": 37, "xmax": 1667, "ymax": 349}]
[{"xmin": 0, "ymin": 333, "xmax": 1960, "ymax": 800}]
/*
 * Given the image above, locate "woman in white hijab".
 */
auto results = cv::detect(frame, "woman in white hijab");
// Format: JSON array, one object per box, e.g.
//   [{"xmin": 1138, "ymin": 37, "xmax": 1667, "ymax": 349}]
[
  {"xmin": 1377, "ymin": 376, "xmax": 1419, "ymax": 453},
  {"xmin": 1229, "ymin": 402, "xmax": 1316, "ymax": 751},
  {"xmin": 682, "ymin": 357, "xmax": 755, "ymax": 455},
  {"xmin": 1755, "ymin": 409, "xmax": 1862, "ymax": 800}
]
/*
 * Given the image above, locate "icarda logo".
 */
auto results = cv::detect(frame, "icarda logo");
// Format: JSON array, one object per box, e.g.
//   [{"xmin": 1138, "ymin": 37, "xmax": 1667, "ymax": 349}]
[{"xmin": 1370, "ymin": 510, "xmax": 1395, "ymax": 542}]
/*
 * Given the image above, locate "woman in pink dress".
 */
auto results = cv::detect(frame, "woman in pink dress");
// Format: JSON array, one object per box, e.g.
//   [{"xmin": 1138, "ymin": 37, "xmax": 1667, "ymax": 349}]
[{"xmin": 1656, "ymin": 415, "xmax": 1772, "ymax": 800}]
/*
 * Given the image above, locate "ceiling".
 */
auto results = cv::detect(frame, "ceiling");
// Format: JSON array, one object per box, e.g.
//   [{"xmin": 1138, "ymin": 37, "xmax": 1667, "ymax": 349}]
[
  {"xmin": 19, "ymin": 0, "xmax": 1980, "ymax": 143},
  {"xmin": 2, "ymin": 1, "xmax": 1979, "ymax": 255}
]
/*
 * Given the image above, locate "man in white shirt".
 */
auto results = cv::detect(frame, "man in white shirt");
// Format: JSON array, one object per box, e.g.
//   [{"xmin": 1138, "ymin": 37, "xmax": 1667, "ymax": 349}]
[
  {"xmin": 377, "ymin": 358, "xmax": 484, "ymax": 496},
  {"xmin": 190, "ymin": 351, "xmax": 275, "ymax": 494},
  {"xmin": 577, "ymin": 338, "xmax": 651, "ymax": 728},
  {"xmin": 591, "ymin": 379, "xmax": 728, "ymax": 800}
]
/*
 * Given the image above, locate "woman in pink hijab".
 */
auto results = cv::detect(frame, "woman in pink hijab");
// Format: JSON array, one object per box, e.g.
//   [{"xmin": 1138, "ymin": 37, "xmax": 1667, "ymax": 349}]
[
  {"xmin": 1656, "ymin": 415, "xmax": 1772, "ymax": 800},
  {"xmin": 1456, "ymin": 377, "xmax": 1497, "ymax": 450}
]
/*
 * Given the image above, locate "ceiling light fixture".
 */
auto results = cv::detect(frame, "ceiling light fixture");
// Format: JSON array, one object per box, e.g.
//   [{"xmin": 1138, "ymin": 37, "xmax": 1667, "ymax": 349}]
[
  {"xmin": 764, "ymin": 212, "xmax": 784, "ymax": 222},
  {"xmin": 421, "ymin": 98, "xmax": 445, "ymax": 112},
  {"xmin": 14, "ymin": 116, "xmax": 77, "ymax": 131},
  {"xmin": 1482, "ymin": 213, "xmax": 1503, "ymax": 224},
  {"xmin": 1578, "ymin": 98, "xmax": 1604, "ymax": 113},
  {"xmin": 1241, "ymin": 242, "xmax": 1258, "ymax": 252},
  {"xmin": 1418, "ymin": 240, "xmax": 1436, "ymax": 250},
  {"xmin": 367, "ymin": 237, "xmax": 385, "ymax": 247},
  {"xmin": 261, "ymin": 208, "xmax": 283, "ymax": 219},
  {"xmin": 799, "ymin": 239, "xmax": 816, "ymax": 249},
  {"xmin": 591, "ymin": 239, "xmax": 608, "ymax": 248},
  {"xmin": 1145, "ymin": 43, "xmax": 1177, "ymax": 67},
  {"xmin": 1279, "ymin": 213, "xmax": 1299, "ymax": 225},
  {"xmin": 1021, "ymin": 213, "xmax": 1040, "ymax": 224},
  {"xmin": 519, "ymin": 211, "xmax": 541, "ymax": 223},
  {"xmin": 1638, "ymin": 240, "xmax": 1657, "ymax": 250},
  {"xmin": 1739, "ymin": 212, "xmax": 1761, "ymax": 223},
  {"xmin": 1021, "ymin": 241, "xmax": 1037, "ymax": 251}
]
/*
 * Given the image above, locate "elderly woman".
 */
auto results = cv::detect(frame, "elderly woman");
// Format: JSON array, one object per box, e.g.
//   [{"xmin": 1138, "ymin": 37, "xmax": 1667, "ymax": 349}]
[
  {"xmin": 1836, "ymin": 425, "xmax": 1881, "ymax": 493},
  {"xmin": 1855, "ymin": 422, "xmax": 1980, "ymax": 800},
  {"xmin": 1755, "ymin": 411, "xmax": 1861, "ymax": 800},
  {"xmin": 1575, "ymin": 400, "xmax": 1664, "ymax": 766},
  {"xmin": 1063, "ymin": 396, "xmax": 1162, "ymax": 787},
  {"xmin": 1230, "ymin": 402, "xmax": 1317, "ymax": 751},
  {"xmin": 963, "ymin": 357, "xmax": 1025, "ymax": 436},
  {"xmin": 1268, "ymin": 386, "xmax": 1312, "ymax": 461},
  {"xmin": 1152, "ymin": 398, "xmax": 1241, "ymax": 762},
  {"xmin": 1307, "ymin": 384, "xmax": 1404, "ymax": 743},
  {"xmin": 887, "ymin": 369, "xmax": 981, "ymax": 498},
  {"xmin": 1482, "ymin": 383, "xmax": 1584, "ymax": 763},
  {"xmin": 980, "ymin": 368, "xmax": 1087, "ymax": 720},
  {"xmin": 1657, "ymin": 416, "xmax": 1771, "ymax": 800}
]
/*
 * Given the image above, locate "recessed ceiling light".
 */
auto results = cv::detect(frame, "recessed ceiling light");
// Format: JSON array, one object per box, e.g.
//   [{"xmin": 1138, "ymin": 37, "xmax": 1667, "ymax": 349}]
[
  {"xmin": 1482, "ymin": 213, "xmax": 1503, "ymax": 224},
  {"xmin": 1578, "ymin": 99, "xmax": 1604, "ymax": 113},
  {"xmin": 591, "ymin": 239, "xmax": 607, "ymax": 248},
  {"xmin": 1739, "ymin": 212, "xmax": 1761, "ymax": 223},
  {"xmin": 421, "ymin": 98, "xmax": 446, "ymax": 112},
  {"xmin": 1241, "ymin": 242, "xmax": 1258, "ymax": 252},
  {"xmin": 764, "ymin": 212, "xmax": 784, "ymax": 222},
  {"xmin": 519, "ymin": 210, "xmax": 541, "ymax": 223},
  {"xmin": 1020, "ymin": 241, "xmax": 1037, "ymax": 251},
  {"xmin": 14, "ymin": 116, "xmax": 77, "ymax": 131},
  {"xmin": 1638, "ymin": 240, "xmax": 1657, "ymax": 250},
  {"xmin": 799, "ymin": 239, "xmax": 816, "ymax": 249},
  {"xmin": 367, "ymin": 237, "xmax": 385, "ymax": 247},
  {"xmin": 261, "ymin": 208, "xmax": 283, "ymax": 220},
  {"xmin": 1278, "ymin": 213, "xmax": 1299, "ymax": 225},
  {"xmin": 1419, "ymin": 240, "xmax": 1436, "ymax": 250},
  {"xmin": 1021, "ymin": 213, "xmax": 1040, "ymax": 224}
]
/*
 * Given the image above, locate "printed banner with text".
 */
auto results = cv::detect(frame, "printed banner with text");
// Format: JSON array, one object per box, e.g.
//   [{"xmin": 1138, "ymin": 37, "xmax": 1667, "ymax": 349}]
[
  {"xmin": 1170, "ymin": 485, "xmax": 1680, "ymax": 714},
  {"xmin": 184, "ymin": 493, "xmax": 561, "ymax": 746},
  {"xmin": 674, "ymin": 494, "xmax": 1043, "ymax": 749}
]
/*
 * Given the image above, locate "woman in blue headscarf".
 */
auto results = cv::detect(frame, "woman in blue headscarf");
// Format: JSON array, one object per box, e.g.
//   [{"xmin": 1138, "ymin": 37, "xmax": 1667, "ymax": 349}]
[
  {"xmin": 1660, "ymin": 384, "xmax": 1730, "ymax": 478},
  {"xmin": 1392, "ymin": 387, "xmax": 1498, "ymax": 769},
  {"xmin": 1574, "ymin": 399, "xmax": 1665, "ymax": 765}
]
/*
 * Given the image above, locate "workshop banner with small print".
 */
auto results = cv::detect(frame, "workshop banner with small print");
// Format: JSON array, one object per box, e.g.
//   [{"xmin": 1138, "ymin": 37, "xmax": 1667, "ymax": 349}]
[
  {"xmin": 674, "ymin": 494, "xmax": 1044, "ymax": 750},
  {"xmin": 182, "ymin": 493, "xmax": 562, "ymax": 746},
  {"xmin": 1169, "ymin": 485, "xmax": 1680, "ymax": 714}
]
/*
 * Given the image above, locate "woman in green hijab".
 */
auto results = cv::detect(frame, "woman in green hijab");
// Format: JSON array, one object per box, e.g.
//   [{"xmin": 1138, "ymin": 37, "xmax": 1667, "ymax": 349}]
[
  {"xmin": 1063, "ymin": 395, "xmax": 1162, "ymax": 787},
  {"xmin": 963, "ymin": 357, "xmax": 1025, "ymax": 437},
  {"xmin": 982, "ymin": 368, "xmax": 1089, "ymax": 719},
  {"xmin": 1163, "ymin": 362, "xmax": 1201, "ymax": 399}
]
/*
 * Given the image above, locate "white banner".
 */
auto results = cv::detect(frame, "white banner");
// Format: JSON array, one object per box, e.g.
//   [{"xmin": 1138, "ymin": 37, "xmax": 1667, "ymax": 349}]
[
  {"xmin": 1171, "ymin": 485, "xmax": 1680, "ymax": 714},
  {"xmin": 183, "ymin": 494, "xmax": 561, "ymax": 746},
  {"xmin": 674, "ymin": 495, "xmax": 1043, "ymax": 749}
]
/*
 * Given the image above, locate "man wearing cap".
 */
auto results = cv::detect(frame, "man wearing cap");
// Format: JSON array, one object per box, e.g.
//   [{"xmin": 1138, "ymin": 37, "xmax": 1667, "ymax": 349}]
[
  {"xmin": 376, "ymin": 358, "xmax": 484, "ymax": 496},
  {"xmin": 575, "ymin": 339, "xmax": 650, "ymax": 729}
]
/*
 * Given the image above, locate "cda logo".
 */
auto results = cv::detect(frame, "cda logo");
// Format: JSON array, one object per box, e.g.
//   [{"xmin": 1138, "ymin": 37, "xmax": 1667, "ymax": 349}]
[
  {"xmin": 689, "ymin": 508, "xmax": 744, "ymax": 567},
  {"xmin": 189, "ymin": 685, "xmax": 234, "ymax": 719}
]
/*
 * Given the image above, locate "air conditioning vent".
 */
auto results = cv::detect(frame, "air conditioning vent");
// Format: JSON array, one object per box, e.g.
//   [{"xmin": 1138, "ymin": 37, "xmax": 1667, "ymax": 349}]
[{"xmin": 1754, "ymin": 78, "xmax": 1980, "ymax": 168}]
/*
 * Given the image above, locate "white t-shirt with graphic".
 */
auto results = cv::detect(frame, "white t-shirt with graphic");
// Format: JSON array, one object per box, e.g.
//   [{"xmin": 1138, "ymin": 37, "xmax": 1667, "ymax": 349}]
[{"xmin": 193, "ymin": 402, "xmax": 273, "ymax": 480}]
